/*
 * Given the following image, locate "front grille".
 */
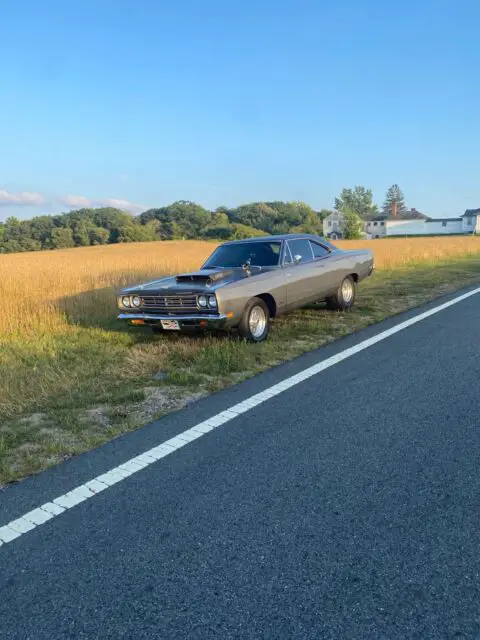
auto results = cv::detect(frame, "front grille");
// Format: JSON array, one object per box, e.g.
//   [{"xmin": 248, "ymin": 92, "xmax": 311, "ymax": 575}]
[{"xmin": 140, "ymin": 295, "xmax": 199, "ymax": 313}]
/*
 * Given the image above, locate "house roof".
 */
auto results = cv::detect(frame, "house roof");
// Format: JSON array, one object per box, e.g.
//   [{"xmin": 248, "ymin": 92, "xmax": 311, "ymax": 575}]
[
  {"xmin": 398, "ymin": 209, "xmax": 429, "ymax": 220},
  {"xmin": 374, "ymin": 209, "xmax": 428, "ymax": 221},
  {"xmin": 462, "ymin": 208, "xmax": 480, "ymax": 217},
  {"xmin": 385, "ymin": 217, "xmax": 423, "ymax": 222},
  {"xmin": 387, "ymin": 217, "xmax": 462, "ymax": 223}
]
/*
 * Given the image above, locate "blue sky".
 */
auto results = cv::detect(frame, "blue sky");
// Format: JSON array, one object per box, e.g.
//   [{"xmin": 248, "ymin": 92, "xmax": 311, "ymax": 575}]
[{"xmin": 1, "ymin": 0, "xmax": 479, "ymax": 221}]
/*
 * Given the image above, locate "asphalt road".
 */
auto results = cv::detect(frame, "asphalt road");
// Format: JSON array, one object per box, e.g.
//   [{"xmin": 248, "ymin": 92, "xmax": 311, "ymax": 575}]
[{"xmin": 1, "ymin": 289, "xmax": 480, "ymax": 639}]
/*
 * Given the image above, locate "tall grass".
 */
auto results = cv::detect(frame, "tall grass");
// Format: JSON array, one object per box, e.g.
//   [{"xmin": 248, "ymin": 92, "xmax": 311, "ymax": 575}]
[{"xmin": 1, "ymin": 236, "xmax": 479, "ymax": 339}]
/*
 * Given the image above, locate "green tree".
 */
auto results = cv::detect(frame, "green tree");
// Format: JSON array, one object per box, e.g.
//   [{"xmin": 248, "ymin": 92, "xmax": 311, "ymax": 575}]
[
  {"xmin": 209, "ymin": 211, "xmax": 230, "ymax": 227},
  {"xmin": 335, "ymin": 186, "xmax": 378, "ymax": 220},
  {"xmin": 382, "ymin": 184, "xmax": 407, "ymax": 218},
  {"xmin": 116, "ymin": 224, "xmax": 156, "ymax": 243},
  {"xmin": 0, "ymin": 239, "xmax": 23, "ymax": 253},
  {"xmin": 227, "ymin": 201, "xmax": 322, "ymax": 235},
  {"xmin": 138, "ymin": 201, "xmax": 211, "ymax": 239},
  {"xmin": 203, "ymin": 226, "xmax": 234, "ymax": 240},
  {"xmin": 88, "ymin": 227, "xmax": 109, "ymax": 245},
  {"xmin": 48, "ymin": 228, "xmax": 75, "ymax": 249},
  {"xmin": 342, "ymin": 209, "xmax": 363, "ymax": 239},
  {"xmin": 159, "ymin": 220, "xmax": 183, "ymax": 240},
  {"xmin": 318, "ymin": 208, "xmax": 334, "ymax": 221},
  {"xmin": 18, "ymin": 238, "xmax": 42, "ymax": 252},
  {"xmin": 71, "ymin": 221, "xmax": 91, "ymax": 246},
  {"xmin": 231, "ymin": 224, "xmax": 267, "ymax": 239}
]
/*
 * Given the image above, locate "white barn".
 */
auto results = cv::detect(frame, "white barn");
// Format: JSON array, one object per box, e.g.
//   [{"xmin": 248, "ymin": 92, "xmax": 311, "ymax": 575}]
[
  {"xmin": 386, "ymin": 210, "xmax": 480, "ymax": 236},
  {"xmin": 323, "ymin": 208, "xmax": 480, "ymax": 239}
]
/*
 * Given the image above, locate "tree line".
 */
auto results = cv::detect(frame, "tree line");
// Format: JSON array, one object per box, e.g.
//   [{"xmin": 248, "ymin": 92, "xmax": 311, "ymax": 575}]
[
  {"xmin": 0, "ymin": 184, "xmax": 410, "ymax": 253},
  {"xmin": 0, "ymin": 201, "xmax": 332, "ymax": 253}
]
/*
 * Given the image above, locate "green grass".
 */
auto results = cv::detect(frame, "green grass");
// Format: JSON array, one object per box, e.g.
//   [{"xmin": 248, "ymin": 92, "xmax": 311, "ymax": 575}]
[{"xmin": 1, "ymin": 256, "xmax": 479, "ymax": 485}]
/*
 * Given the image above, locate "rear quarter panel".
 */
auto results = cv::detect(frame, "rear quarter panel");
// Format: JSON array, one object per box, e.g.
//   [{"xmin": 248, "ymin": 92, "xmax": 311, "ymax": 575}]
[{"xmin": 321, "ymin": 249, "xmax": 374, "ymax": 297}]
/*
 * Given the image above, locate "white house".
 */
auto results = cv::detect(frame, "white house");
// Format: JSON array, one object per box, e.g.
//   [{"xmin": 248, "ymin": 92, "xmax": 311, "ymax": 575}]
[
  {"xmin": 323, "ymin": 208, "xmax": 480, "ymax": 239},
  {"xmin": 385, "ymin": 210, "xmax": 480, "ymax": 236},
  {"xmin": 461, "ymin": 209, "xmax": 480, "ymax": 234},
  {"xmin": 386, "ymin": 217, "xmax": 462, "ymax": 236},
  {"xmin": 323, "ymin": 210, "xmax": 345, "ymax": 239}
]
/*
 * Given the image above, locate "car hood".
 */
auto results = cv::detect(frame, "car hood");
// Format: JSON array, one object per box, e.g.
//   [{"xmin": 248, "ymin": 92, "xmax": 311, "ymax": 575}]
[{"xmin": 121, "ymin": 267, "xmax": 261, "ymax": 294}]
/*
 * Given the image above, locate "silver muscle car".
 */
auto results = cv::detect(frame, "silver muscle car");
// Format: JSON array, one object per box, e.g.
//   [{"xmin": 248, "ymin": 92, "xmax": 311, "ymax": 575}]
[{"xmin": 117, "ymin": 234, "xmax": 374, "ymax": 341}]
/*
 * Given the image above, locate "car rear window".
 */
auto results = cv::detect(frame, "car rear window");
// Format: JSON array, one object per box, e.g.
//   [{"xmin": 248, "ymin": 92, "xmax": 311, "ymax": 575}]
[
  {"xmin": 287, "ymin": 239, "xmax": 314, "ymax": 263},
  {"xmin": 309, "ymin": 241, "xmax": 330, "ymax": 258}
]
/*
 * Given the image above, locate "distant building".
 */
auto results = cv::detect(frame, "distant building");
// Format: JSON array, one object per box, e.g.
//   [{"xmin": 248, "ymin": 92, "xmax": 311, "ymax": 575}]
[
  {"xmin": 323, "ymin": 211, "xmax": 346, "ymax": 240},
  {"xmin": 323, "ymin": 208, "xmax": 480, "ymax": 239}
]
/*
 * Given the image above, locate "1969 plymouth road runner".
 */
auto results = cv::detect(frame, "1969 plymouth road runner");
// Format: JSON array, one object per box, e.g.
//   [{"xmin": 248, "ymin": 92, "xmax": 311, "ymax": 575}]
[{"xmin": 117, "ymin": 234, "xmax": 374, "ymax": 341}]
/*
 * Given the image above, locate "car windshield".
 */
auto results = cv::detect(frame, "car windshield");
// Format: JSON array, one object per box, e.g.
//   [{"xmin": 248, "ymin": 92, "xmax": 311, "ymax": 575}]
[{"xmin": 203, "ymin": 241, "xmax": 281, "ymax": 268}]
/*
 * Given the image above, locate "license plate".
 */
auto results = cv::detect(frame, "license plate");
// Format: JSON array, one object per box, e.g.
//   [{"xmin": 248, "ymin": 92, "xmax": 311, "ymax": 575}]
[{"xmin": 160, "ymin": 319, "xmax": 180, "ymax": 331}]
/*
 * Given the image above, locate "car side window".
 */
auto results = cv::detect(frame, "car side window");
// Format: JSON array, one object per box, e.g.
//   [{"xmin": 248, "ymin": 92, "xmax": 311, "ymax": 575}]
[
  {"xmin": 283, "ymin": 242, "xmax": 293, "ymax": 264},
  {"xmin": 287, "ymin": 239, "xmax": 314, "ymax": 264},
  {"xmin": 309, "ymin": 241, "xmax": 330, "ymax": 259}
]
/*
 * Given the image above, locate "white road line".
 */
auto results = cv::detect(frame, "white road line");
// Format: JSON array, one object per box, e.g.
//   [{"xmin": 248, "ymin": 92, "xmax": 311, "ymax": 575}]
[{"xmin": 1, "ymin": 285, "xmax": 479, "ymax": 548}]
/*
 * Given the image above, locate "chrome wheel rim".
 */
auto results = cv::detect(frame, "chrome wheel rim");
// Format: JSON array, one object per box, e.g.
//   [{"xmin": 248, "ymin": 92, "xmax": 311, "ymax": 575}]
[
  {"xmin": 341, "ymin": 279, "xmax": 354, "ymax": 303},
  {"xmin": 249, "ymin": 305, "xmax": 267, "ymax": 338}
]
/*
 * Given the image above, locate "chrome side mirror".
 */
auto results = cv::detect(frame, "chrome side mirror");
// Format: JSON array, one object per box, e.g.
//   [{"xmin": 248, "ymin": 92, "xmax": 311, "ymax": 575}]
[{"xmin": 293, "ymin": 254, "xmax": 302, "ymax": 264}]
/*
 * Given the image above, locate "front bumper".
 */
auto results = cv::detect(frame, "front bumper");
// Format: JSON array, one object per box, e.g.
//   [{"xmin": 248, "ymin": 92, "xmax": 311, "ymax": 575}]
[{"xmin": 117, "ymin": 312, "xmax": 228, "ymax": 331}]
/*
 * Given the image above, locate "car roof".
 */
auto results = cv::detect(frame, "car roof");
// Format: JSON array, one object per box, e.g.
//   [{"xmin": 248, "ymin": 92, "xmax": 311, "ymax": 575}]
[{"xmin": 222, "ymin": 233, "xmax": 333, "ymax": 245}]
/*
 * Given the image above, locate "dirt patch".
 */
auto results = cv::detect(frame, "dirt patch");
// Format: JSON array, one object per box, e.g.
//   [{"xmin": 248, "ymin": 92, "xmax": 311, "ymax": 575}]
[
  {"xmin": 79, "ymin": 386, "xmax": 206, "ymax": 431},
  {"xmin": 136, "ymin": 386, "xmax": 205, "ymax": 422},
  {"xmin": 85, "ymin": 407, "xmax": 110, "ymax": 429}
]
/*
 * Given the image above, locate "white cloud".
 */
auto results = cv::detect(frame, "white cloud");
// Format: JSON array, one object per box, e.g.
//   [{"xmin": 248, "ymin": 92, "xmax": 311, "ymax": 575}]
[
  {"xmin": 0, "ymin": 189, "xmax": 45, "ymax": 206},
  {"xmin": 101, "ymin": 198, "xmax": 145, "ymax": 214},
  {"xmin": 61, "ymin": 195, "xmax": 92, "ymax": 208},
  {"xmin": 0, "ymin": 189, "xmax": 146, "ymax": 215},
  {"xmin": 61, "ymin": 195, "xmax": 146, "ymax": 214}
]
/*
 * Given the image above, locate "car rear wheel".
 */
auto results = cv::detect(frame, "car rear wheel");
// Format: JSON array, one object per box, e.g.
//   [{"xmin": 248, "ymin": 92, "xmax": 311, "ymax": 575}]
[
  {"xmin": 238, "ymin": 297, "xmax": 270, "ymax": 342},
  {"xmin": 326, "ymin": 275, "xmax": 356, "ymax": 311}
]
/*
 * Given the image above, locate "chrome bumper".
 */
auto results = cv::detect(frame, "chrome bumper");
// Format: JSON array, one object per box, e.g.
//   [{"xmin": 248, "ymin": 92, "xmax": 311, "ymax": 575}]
[{"xmin": 117, "ymin": 312, "xmax": 227, "ymax": 329}]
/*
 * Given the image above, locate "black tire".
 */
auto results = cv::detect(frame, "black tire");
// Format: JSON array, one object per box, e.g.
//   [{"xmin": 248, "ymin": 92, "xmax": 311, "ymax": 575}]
[
  {"xmin": 238, "ymin": 297, "xmax": 270, "ymax": 342},
  {"xmin": 326, "ymin": 275, "xmax": 356, "ymax": 311}
]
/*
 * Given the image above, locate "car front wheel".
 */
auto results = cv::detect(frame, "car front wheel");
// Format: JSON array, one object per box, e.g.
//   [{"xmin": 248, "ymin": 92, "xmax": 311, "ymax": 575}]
[
  {"xmin": 238, "ymin": 297, "xmax": 270, "ymax": 342},
  {"xmin": 326, "ymin": 275, "xmax": 356, "ymax": 311}
]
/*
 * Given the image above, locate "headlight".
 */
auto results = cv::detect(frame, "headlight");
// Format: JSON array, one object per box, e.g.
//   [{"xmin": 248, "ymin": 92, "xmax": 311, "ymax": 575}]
[
  {"xmin": 132, "ymin": 296, "xmax": 141, "ymax": 307},
  {"xmin": 122, "ymin": 296, "xmax": 131, "ymax": 307},
  {"xmin": 198, "ymin": 295, "xmax": 208, "ymax": 307},
  {"xmin": 208, "ymin": 295, "xmax": 217, "ymax": 308}
]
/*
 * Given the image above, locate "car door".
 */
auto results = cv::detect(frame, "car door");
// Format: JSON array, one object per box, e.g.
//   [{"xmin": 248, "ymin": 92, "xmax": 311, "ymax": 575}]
[
  {"xmin": 284, "ymin": 238, "xmax": 317, "ymax": 309},
  {"xmin": 308, "ymin": 239, "xmax": 338, "ymax": 298}
]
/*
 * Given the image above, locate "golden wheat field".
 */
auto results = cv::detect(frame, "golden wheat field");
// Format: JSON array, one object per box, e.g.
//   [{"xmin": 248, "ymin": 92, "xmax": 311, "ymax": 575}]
[
  {"xmin": 1, "ymin": 236, "xmax": 480, "ymax": 339},
  {"xmin": 1, "ymin": 236, "xmax": 480, "ymax": 483}
]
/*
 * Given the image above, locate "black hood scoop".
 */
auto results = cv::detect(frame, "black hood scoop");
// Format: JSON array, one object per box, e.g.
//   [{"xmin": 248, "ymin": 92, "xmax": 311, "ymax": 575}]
[{"xmin": 175, "ymin": 269, "xmax": 236, "ymax": 287}]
